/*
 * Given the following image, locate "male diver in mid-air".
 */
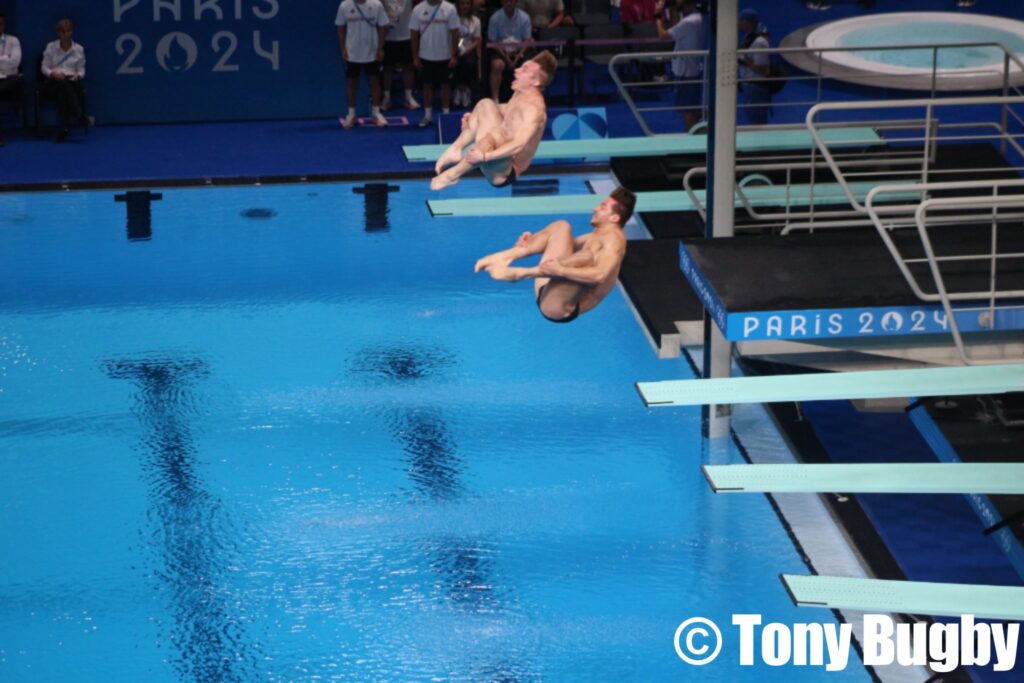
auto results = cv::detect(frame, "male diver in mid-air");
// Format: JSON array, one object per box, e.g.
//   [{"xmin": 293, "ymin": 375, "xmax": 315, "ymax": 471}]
[
  {"xmin": 431, "ymin": 50, "xmax": 557, "ymax": 190},
  {"xmin": 473, "ymin": 189, "xmax": 636, "ymax": 323}
]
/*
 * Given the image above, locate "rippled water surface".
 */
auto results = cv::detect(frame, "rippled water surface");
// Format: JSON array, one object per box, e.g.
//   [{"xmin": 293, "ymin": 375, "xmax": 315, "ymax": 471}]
[{"xmin": 0, "ymin": 180, "xmax": 869, "ymax": 681}]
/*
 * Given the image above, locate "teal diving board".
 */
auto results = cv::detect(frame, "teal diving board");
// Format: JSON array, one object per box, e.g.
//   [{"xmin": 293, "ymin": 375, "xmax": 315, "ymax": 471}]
[
  {"xmin": 636, "ymin": 364, "xmax": 1024, "ymax": 407},
  {"xmin": 404, "ymin": 126, "xmax": 882, "ymax": 163},
  {"xmin": 702, "ymin": 463, "xmax": 1024, "ymax": 495},
  {"xmin": 782, "ymin": 574, "xmax": 1024, "ymax": 621},
  {"xmin": 428, "ymin": 182, "xmax": 911, "ymax": 217}
]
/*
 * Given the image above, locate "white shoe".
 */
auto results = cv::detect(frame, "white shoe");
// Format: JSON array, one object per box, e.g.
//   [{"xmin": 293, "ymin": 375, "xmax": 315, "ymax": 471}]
[
  {"xmin": 381, "ymin": 96, "xmax": 392, "ymax": 112},
  {"xmin": 405, "ymin": 96, "xmax": 422, "ymax": 111},
  {"xmin": 372, "ymin": 112, "xmax": 388, "ymax": 127},
  {"xmin": 418, "ymin": 116, "xmax": 433, "ymax": 128},
  {"xmin": 340, "ymin": 113, "xmax": 356, "ymax": 129}
]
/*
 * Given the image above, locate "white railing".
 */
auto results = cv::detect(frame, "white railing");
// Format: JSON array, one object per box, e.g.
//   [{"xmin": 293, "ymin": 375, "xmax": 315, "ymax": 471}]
[
  {"xmin": 608, "ymin": 41, "xmax": 1024, "ymax": 137},
  {"xmin": 864, "ymin": 179, "xmax": 1024, "ymax": 365},
  {"xmin": 805, "ymin": 96, "xmax": 1024, "ymax": 215}
]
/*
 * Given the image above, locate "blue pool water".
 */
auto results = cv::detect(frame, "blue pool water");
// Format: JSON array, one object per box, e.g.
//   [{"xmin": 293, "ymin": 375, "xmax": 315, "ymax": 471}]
[
  {"xmin": 0, "ymin": 180, "xmax": 869, "ymax": 681},
  {"xmin": 837, "ymin": 21, "xmax": 1024, "ymax": 70}
]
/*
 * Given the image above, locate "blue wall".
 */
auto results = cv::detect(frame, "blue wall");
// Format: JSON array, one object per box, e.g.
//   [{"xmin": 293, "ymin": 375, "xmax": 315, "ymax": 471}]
[
  {"xmin": 9, "ymin": 0, "xmax": 347, "ymax": 123},
  {"xmin": 8, "ymin": 0, "xmax": 1024, "ymax": 125}
]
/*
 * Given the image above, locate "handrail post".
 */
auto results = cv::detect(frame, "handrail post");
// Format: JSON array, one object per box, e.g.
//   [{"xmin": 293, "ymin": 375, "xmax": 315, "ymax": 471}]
[
  {"xmin": 568, "ymin": 38, "xmax": 577, "ymax": 108},
  {"xmin": 988, "ymin": 185, "xmax": 999, "ymax": 326},
  {"xmin": 1001, "ymin": 51, "xmax": 1010, "ymax": 157}
]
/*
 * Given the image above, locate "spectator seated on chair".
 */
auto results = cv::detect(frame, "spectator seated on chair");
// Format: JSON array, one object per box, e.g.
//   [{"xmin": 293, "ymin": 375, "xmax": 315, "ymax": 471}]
[
  {"xmin": 521, "ymin": 0, "xmax": 572, "ymax": 36},
  {"xmin": 487, "ymin": 0, "xmax": 533, "ymax": 100},
  {"xmin": 0, "ymin": 11, "xmax": 24, "ymax": 147},
  {"xmin": 41, "ymin": 17, "xmax": 87, "ymax": 142}
]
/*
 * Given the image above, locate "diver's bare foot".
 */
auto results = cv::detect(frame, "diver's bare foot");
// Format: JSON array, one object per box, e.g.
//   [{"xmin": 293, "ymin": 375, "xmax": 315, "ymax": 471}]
[
  {"xmin": 474, "ymin": 258, "xmax": 533, "ymax": 282},
  {"xmin": 487, "ymin": 266, "xmax": 533, "ymax": 282},
  {"xmin": 430, "ymin": 171, "xmax": 460, "ymax": 191},
  {"xmin": 434, "ymin": 146, "xmax": 464, "ymax": 175},
  {"xmin": 474, "ymin": 253, "xmax": 510, "ymax": 273}
]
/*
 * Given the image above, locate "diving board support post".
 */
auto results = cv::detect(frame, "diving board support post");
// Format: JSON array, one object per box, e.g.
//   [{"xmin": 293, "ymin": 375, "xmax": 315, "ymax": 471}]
[
  {"xmin": 703, "ymin": 320, "xmax": 732, "ymax": 439},
  {"xmin": 781, "ymin": 574, "xmax": 1024, "ymax": 621},
  {"xmin": 700, "ymin": 0, "xmax": 738, "ymax": 441}
]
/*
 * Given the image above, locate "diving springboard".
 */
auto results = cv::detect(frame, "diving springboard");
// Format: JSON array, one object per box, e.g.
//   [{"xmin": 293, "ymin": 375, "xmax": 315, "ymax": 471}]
[
  {"xmin": 636, "ymin": 364, "xmax": 1024, "ymax": 407},
  {"xmin": 702, "ymin": 463, "xmax": 1024, "ymax": 495},
  {"xmin": 428, "ymin": 182, "xmax": 913, "ymax": 217},
  {"xmin": 404, "ymin": 126, "xmax": 882, "ymax": 163},
  {"xmin": 781, "ymin": 574, "xmax": 1024, "ymax": 621}
]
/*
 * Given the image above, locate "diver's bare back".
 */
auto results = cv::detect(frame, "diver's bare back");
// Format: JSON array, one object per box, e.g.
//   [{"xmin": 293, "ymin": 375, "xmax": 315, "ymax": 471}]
[{"xmin": 502, "ymin": 91, "xmax": 546, "ymax": 174}]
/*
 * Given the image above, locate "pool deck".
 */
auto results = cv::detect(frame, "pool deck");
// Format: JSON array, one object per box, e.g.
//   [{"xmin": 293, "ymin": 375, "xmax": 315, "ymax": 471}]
[
  {"xmin": 0, "ymin": 101, "xmax": 647, "ymax": 191},
  {"xmin": 0, "ymin": 117, "xmax": 439, "ymax": 191}
]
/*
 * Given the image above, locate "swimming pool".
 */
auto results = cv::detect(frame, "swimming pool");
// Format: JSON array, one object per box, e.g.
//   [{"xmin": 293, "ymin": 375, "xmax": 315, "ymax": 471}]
[{"xmin": 0, "ymin": 179, "xmax": 870, "ymax": 681}]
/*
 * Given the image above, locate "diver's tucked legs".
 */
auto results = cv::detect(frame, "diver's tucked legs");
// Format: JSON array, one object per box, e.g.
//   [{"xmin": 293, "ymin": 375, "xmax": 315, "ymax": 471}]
[
  {"xmin": 434, "ymin": 99, "xmax": 504, "ymax": 175},
  {"xmin": 432, "ymin": 100, "xmax": 508, "ymax": 190},
  {"xmin": 534, "ymin": 223, "xmax": 587, "ymax": 320}
]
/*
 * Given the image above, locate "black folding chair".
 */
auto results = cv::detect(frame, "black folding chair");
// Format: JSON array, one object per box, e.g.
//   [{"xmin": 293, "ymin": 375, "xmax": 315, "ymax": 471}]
[
  {"xmin": 537, "ymin": 25, "xmax": 582, "ymax": 105},
  {"xmin": 34, "ymin": 55, "xmax": 89, "ymax": 139},
  {"xmin": 573, "ymin": 0, "xmax": 611, "ymax": 30},
  {"xmin": 580, "ymin": 23, "xmax": 624, "ymax": 99},
  {"xmin": 0, "ymin": 71, "xmax": 26, "ymax": 135}
]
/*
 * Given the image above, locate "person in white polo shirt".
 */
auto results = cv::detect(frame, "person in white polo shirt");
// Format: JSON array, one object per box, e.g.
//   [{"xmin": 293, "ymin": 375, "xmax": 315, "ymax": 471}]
[
  {"xmin": 380, "ymin": 0, "xmax": 422, "ymax": 112},
  {"xmin": 0, "ymin": 11, "xmax": 23, "ymax": 147},
  {"xmin": 411, "ymin": 0, "xmax": 460, "ymax": 127},
  {"xmin": 336, "ymin": 0, "xmax": 391, "ymax": 128},
  {"xmin": 41, "ymin": 17, "xmax": 87, "ymax": 143}
]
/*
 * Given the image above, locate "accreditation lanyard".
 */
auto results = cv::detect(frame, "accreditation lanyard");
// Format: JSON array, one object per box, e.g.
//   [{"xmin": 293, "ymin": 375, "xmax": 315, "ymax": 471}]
[
  {"xmin": 352, "ymin": 2, "xmax": 377, "ymax": 27},
  {"xmin": 55, "ymin": 47, "xmax": 75, "ymax": 67},
  {"xmin": 419, "ymin": 2, "xmax": 443, "ymax": 36}
]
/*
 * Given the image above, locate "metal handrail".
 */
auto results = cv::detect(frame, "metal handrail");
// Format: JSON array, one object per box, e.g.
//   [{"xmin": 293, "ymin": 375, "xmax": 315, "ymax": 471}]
[
  {"xmin": 807, "ymin": 95, "xmax": 1024, "ymax": 214},
  {"xmin": 609, "ymin": 40, "xmax": 1024, "ymax": 136},
  {"xmin": 683, "ymin": 154, "xmax": 935, "ymax": 223},
  {"xmin": 864, "ymin": 179, "xmax": 1024, "ymax": 365}
]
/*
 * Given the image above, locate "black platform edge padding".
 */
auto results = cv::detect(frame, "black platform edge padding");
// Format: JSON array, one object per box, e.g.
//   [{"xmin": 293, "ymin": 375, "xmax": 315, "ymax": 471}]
[
  {"xmin": 922, "ymin": 396, "xmax": 1024, "ymax": 547},
  {"xmin": 681, "ymin": 224, "xmax": 1024, "ymax": 313},
  {"xmin": 610, "ymin": 148, "xmax": 855, "ymax": 194},
  {"xmin": 511, "ymin": 178, "xmax": 560, "ymax": 197},
  {"xmin": 638, "ymin": 211, "xmax": 706, "ymax": 240},
  {"xmin": 611, "ymin": 141, "xmax": 1014, "ymax": 195},
  {"xmin": 611, "ymin": 153, "xmax": 707, "ymax": 193},
  {"xmin": 618, "ymin": 240, "xmax": 704, "ymax": 341}
]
